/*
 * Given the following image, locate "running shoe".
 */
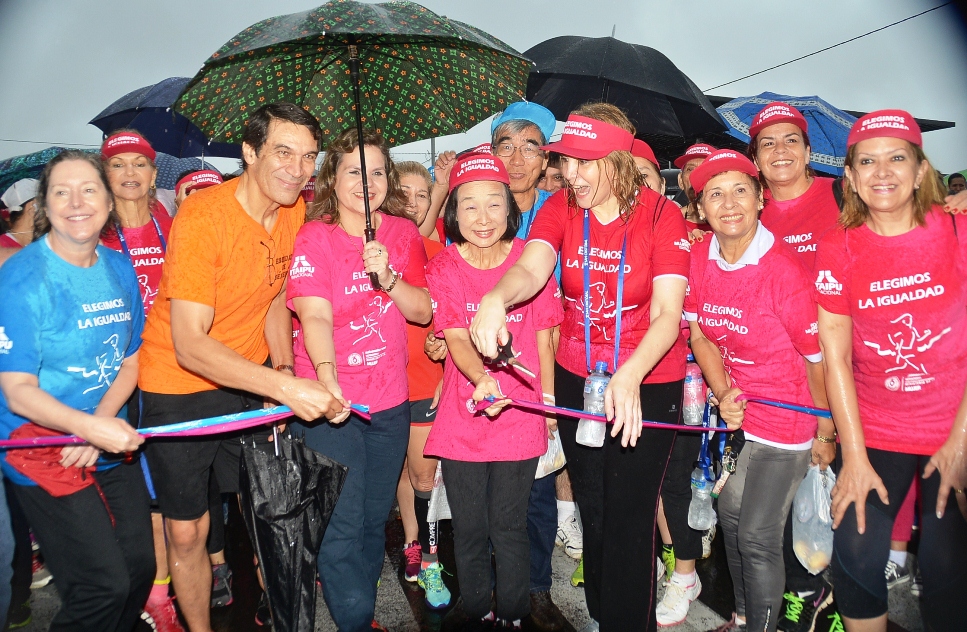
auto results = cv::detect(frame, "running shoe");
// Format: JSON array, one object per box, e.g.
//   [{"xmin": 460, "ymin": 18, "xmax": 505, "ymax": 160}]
[
  {"xmin": 211, "ymin": 562, "xmax": 233, "ymax": 607},
  {"xmin": 371, "ymin": 621, "xmax": 388, "ymax": 631},
  {"xmin": 656, "ymin": 573, "xmax": 702, "ymax": 627},
  {"xmin": 529, "ymin": 590, "xmax": 567, "ymax": 630},
  {"xmin": 7, "ymin": 600, "xmax": 31, "ymax": 629},
  {"xmin": 911, "ymin": 561, "xmax": 923, "ymax": 597},
  {"xmin": 30, "ymin": 552, "xmax": 52, "ymax": 589},
  {"xmin": 701, "ymin": 522, "xmax": 716, "ymax": 559},
  {"xmin": 570, "ymin": 556, "xmax": 584, "ymax": 587},
  {"xmin": 555, "ymin": 515, "xmax": 583, "ymax": 559},
  {"xmin": 885, "ymin": 559, "xmax": 911, "ymax": 588},
  {"xmin": 141, "ymin": 596, "xmax": 185, "ymax": 632},
  {"xmin": 660, "ymin": 544, "xmax": 676, "ymax": 581},
  {"xmin": 776, "ymin": 579, "xmax": 834, "ymax": 632},
  {"xmin": 578, "ymin": 621, "xmax": 599, "ymax": 632},
  {"xmin": 403, "ymin": 540, "xmax": 423, "ymax": 582},
  {"xmin": 826, "ymin": 612, "xmax": 845, "ymax": 632},
  {"xmin": 496, "ymin": 618, "xmax": 522, "ymax": 630},
  {"xmin": 418, "ymin": 561, "xmax": 452, "ymax": 609},
  {"xmin": 705, "ymin": 614, "xmax": 747, "ymax": 631},
  {"xmin": 255, "ymin": 592, "xmax": 272, "ymax": 627}
]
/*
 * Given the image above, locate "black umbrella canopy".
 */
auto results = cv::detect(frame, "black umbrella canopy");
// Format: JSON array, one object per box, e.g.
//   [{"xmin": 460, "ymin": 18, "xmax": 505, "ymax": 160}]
[{"xmin": 525, "ymin": 36, "xmax": 726, "ymax": 163}]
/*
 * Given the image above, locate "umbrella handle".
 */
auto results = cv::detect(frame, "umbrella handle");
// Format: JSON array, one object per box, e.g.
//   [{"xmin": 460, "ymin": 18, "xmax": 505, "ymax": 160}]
[
  {"xmin": 364, "ymin": 228, "xmax": 380, "ymax": 290},
  {"xmin": 348, "ymin": 43, "xmax": 380, "ymax": 291}
]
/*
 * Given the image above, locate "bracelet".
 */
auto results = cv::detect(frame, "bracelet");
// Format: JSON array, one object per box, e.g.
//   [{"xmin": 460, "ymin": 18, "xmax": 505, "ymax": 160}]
[
  {"xmin": 314, "ymin": 361, "xmax": 335, "ymax": 373},
  {"xmin": 382, "ymin": 271, "xmax": 400, "ymax": 293},
  {"xmin": 542, "ymin": 393, "xmax": 556, "ymax": 404},
  {"xmin": 274, "ymin": 364, "xmax": 294, "ymax": 373},
  {"xmin": 814, "ymin": 433, "xmax": 837, "ymax": 444}
]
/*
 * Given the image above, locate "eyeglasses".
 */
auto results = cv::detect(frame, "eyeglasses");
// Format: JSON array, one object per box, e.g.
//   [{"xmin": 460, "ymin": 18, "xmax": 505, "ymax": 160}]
[
  {"xmin": 260, "ymin": 239, "xmax": 279, "ymax": 287},
  {"xmin": 493, "ymin": 142, "xmax": 543, "ymax": 160}
]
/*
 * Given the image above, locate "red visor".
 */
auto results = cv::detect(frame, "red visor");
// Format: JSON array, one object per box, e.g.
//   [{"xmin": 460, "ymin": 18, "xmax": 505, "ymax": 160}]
[
  {"xmin": 175, "ymin": 169, "xmax": 223, "ymax": 194},
  {"xmin": 689, "ymin": 149, "xmax": 759, "ymax": 194},
  {"xmin": 101, "ymin": 132, "xmax": 156, "ymax": 161},
  {"xmin": 448, "ymin": 153, "xmax": 510, "ymax": 193},
  {"xmin": 847, "ymin": 109, "xmax": 922, "ymax": 149},
  {"xmin": 541, "ymin": 115, "xmax": 634, "ymax": 160},
  {"xmin": 673, "ymin": 143, "xmax": 716, "ymax": 169},
  {"xmin": 631, "ymin": 139, "xmax": 658, "ymax": 168}
]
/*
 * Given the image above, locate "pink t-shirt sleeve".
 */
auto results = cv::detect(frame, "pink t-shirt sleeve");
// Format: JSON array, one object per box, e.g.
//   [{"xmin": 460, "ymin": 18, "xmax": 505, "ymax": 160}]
[
  {"xmin": 530, "ymin": 276, "xmax": 564, "ymax": 331},
  {"xmin": 813, "ymin": 231, "xmax": 850, "ymax": 315},
  {"xmin": 399, "ymin": 221, "xmax": 429, "ymax": 289},
  {"xmin": 683, "ymin": 245, "xmax": 705, "ymax": 320},
  {"xmin": 286, "ymin": 223, "xmax": 333, "ymax": 305},
  {"xmin": 774, "ymin": 260, "xmax": 821, "ymax": 359},
  {"xmin": 426, "ymin": 251, "xmax": 466, "ymax": 333},
  {"xmin": 526, "ymin": 191, "xmax": 568, "ymax": 252},
  {"xmin": 650, "ymin": 196, "xmax": 690, "ymax": 279}
]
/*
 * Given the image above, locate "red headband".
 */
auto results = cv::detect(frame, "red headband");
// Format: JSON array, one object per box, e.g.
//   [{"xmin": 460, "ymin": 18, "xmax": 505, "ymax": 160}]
[
  {"xmin": 748, "ymin": 102, "xmax": 808, "ymax": 140},
  {"xmin": 448, "ymin": 153, "xmax": 510, "ymax": 193},
  {"xmin": 689, "ymin": 149, "xmax": 760, "ymax": 194},
  {"xmin": 674, "ymin": 143, "xmax": 716, "ymax": 169},
  {"xmin": 541, "ymin": 115, "xmax": 634, "ymax": 160},
  {"xmin": 847, "ymin": 109, "xmax": 922, "ymax": 149},
  {"xmin": 175, "ymin": 169, "xmax": 223, "ymax": 194},
  {"xmin": 631, "ymin": 139, "xmax": 658, "ymax": 168},
  {"xmin": 101, "ymin": 132, "xmax": 156, "ymax": 161}
]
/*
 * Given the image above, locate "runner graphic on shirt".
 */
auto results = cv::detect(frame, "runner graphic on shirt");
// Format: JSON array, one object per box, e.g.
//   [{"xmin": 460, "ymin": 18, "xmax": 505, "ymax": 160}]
[
  {"xmin": 863, "ymin": 313, "xmax": 950, "ymax": 374},
  {"xmin": 137, "ymin": 273, "xmax": 157, "ymax": 307},
  {"xmin": 350, "ymin": 295, "xmax": 393, "ymax": 346},
  {"xmin": 715, "ymin": 333, "xmax": 755, "ymax": 369},
  {"xmin": 66, "ymin": 333, "xmax": 125, "ymax": 394},
  {"xmin": 567, "ymin": 282, "xmax": 636, "ymax": 342}
]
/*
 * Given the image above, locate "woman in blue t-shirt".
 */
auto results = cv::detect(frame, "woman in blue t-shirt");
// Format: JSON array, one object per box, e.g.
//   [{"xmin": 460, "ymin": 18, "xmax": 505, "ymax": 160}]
[{"xmin": 0, "ymin": 150, "xmax": 154, "ymax": 631}]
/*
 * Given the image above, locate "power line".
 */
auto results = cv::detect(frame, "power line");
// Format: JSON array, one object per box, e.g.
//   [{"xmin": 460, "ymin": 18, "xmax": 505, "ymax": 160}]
[
  {"xmin": 704, "ymin": 2, "xmax": 952, "ymax": 92},
  {"xmin": 0, "ymin": 138, "xmax": 100, "ymax": 148}
]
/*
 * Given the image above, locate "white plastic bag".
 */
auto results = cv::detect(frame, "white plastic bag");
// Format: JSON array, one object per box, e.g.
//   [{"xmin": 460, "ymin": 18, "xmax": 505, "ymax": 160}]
[
  {"xmin": 535, "ymin": 429, "xmax": 567, "ymax": 479},
  {"xmin": 427, "ymin": 461, "xmax": 451, "ymax": 522},
  {"xmin": 792, "ymin": 464, "xmax": 836, "ymax": 574}
]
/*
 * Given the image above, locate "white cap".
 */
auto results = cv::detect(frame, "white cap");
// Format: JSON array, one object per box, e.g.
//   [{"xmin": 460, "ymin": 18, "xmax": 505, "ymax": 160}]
[{"xmin": 1, "ymin": 179, "xmax": 39, "ymax": 212}]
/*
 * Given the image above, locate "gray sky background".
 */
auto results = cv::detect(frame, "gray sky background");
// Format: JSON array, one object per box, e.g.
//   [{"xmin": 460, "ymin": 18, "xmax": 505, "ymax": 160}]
[{"xmin": 1, "ymin": 0, "xmax": 966, "ymax": 173}]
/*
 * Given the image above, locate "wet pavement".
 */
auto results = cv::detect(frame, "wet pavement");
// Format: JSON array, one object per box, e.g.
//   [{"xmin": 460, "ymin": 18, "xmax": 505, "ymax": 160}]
[{"xmin": 18, "ymin": 502, "xmax": 921, "ymax": 631}]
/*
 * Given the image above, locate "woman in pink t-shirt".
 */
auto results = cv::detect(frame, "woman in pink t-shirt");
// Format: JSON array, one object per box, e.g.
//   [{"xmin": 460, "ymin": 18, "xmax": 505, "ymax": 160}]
[
  {"xmin": 424, "ymin": 153, "xmax": 562, "ymax": 629},
  {"xmin": 816, "ymin": 110, "xmax": 967, "ymax": 632},
  {"xmin": 472, "ymin": 103, "xmax": 689, "ymax": 631},
  {"xmin": 684, "ymin": 150, "xmax": 832, "ymax": 632},
  {"xmin": 286, "ymin": 127, "xmax": 432, "ymax": 631}
]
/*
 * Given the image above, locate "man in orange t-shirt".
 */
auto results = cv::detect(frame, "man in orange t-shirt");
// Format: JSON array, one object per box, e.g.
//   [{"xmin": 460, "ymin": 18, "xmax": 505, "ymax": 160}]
[{"xmin": 139, "ymin": 103, "xmax": 343, "ymax": 632}]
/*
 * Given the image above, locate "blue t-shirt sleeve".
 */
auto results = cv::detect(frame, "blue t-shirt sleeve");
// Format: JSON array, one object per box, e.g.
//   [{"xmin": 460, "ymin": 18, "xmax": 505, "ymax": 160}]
[{"xmin": 0, "ymin": 256, "xmax": 43, "ymax": 375}]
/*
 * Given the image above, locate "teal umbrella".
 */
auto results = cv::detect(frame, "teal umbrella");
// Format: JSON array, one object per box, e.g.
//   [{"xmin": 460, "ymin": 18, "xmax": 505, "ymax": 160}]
[{"xmin": 0, "ymin": 147, "xmax": 95, "ymax": 199}]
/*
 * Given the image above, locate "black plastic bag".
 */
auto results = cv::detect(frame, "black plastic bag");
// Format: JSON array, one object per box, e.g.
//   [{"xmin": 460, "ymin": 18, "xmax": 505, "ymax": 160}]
[{"xmin": 239, "ymin": 428, "xmax": 348, "ymax": 632}]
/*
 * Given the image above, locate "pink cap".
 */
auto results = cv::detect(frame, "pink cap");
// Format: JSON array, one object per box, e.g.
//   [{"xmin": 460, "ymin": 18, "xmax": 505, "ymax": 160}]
[
  {"xmin": 631, "ymin": 139, "xmax": 658, "ymax": 168},
  {"xmin": 847, "ymin": 109, "xmax": 922, "ymax": 149},
  {"xmin": 689, "ymin": 149, "xmax": 760, "ymax": 194},
  {"xmin": 674, "ymin": 143, "xmax": 716, "ymax": 169},
  {"xmin": 448, "ymin": 153, "xmax": 510, "ymax": 194},
  {"xmin": 101, "ymin": 131, "xmax": 156, "ymax": 161},
  {"xmin": 748, "ymin": 102, "xmax": 808, "ymax": 140},
  {"xmin": 541, "ymin": 115, "xmax": 634, "ymax": 160},
  {"xmin": 175, "ymin": 169, "xmax": 223, "ymax": 194}
]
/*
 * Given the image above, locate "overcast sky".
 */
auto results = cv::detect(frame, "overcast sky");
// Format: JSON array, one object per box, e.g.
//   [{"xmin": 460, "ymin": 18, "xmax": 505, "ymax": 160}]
[{"xmin": 1, "ymin": 0, "xmax": 966, "ymax": 173}]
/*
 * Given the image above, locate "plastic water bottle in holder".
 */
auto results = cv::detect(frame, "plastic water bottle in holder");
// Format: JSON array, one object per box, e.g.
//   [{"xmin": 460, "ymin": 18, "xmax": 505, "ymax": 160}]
[
  {"xmin": 576, "ymin": 361, "xmax": 610, "ymax": 447},
  {"xmin": 683, "ymin": 355, "xmax": 705, "ymax": 426},
  {"xmin": 688, "ymin": 466, "xmax": 714, "ymax": 530}
]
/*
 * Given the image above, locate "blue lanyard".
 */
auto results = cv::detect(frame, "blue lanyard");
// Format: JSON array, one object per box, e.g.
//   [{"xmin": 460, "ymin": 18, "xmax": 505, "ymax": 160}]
[
  {"xmin": 115, "ymin": 215, "xmax": 167, "ymax": 259},
  {"xmin": 699, "ymin": 400, "xmax": 714, "ymax": 481},
  {"xmin": 582, "ymin": 208, "xmax": 627, "ymax": 375}
]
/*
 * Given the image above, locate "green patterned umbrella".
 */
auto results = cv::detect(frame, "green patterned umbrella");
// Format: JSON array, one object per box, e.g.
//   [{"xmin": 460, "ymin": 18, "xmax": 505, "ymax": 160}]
[{"xmin": 174, "ymin": 0, "xmax": 531, "ymax": 147}]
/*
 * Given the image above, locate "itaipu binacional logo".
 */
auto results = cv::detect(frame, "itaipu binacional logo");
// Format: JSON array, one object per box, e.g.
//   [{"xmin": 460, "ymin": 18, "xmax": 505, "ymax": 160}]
[{"xmin": 0, "ymin": 327, "xmax": 11, "ymax": 353}]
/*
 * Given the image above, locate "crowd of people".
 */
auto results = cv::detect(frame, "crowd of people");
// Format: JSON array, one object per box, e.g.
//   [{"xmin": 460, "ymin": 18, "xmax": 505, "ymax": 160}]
[{"xmin": 0, "ymin": 95, "xmax": 965, "ymax": 632}]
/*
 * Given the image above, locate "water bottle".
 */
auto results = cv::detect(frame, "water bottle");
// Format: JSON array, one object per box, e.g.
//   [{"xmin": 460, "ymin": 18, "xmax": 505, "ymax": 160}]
[
  {"xmin": 688, "ymin": 466, "xmax": 714, "ymax": 530},
  {"xmin": 683, "ymin": 356, "xmax": 705, "ymax": 426},
  {"xmin": 576, "ymin": 361, "xmax": 610, "ymax": 447}
]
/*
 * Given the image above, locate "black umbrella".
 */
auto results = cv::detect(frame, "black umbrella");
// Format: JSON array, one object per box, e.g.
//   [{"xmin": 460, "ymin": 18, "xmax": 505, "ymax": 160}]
[
  {"xmin": 239, "ymin": 430, "xmax": 348, "ymax": 632},
  {"xmin": 89, "ymin": 77, "xmax": 241, "ymax": 159},
  {"xmin": 524, "ymin": 36, "xmax": 726, "ymax": 164}
]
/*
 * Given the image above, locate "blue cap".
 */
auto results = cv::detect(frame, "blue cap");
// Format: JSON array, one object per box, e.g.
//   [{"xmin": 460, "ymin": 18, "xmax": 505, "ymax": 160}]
[{"xmin": 491, "ymin": 101, "xmax": 557, "ymax": 144}]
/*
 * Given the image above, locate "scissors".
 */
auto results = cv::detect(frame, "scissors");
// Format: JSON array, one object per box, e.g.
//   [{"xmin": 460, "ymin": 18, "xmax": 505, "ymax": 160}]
[{"xmin": 494, "ymin": 332, "xmax": 536, "ymax": 378}]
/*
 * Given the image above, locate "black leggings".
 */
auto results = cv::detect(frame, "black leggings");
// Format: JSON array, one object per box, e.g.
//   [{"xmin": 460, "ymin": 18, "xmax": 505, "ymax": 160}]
[
  {"xmin": 556, "ymin": 364, "xmax": 680, "ymax": 632},
  {"xmin": 830, "ymin": 447, "xmax": 967, "ymax": 629},
  {"xmin": 660, "ymin": 430, "xmax": 705, "ymax": 560}
]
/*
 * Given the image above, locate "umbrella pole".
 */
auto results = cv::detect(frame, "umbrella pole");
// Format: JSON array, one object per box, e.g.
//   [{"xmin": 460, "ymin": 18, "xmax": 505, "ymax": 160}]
[{"xmin": 348, "ymin": 44, "xmax": 380, "ymax": 290}]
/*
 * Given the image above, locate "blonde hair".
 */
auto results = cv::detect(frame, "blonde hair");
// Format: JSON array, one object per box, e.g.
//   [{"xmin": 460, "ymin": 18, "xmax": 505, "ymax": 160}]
[
  {"xmin": 395, "ymin": 161, "xmax": 431, "ymax": 188},
  {"xmin": 840, "ymin": 142, "xmax": 945, "ymax": 229},
  {"xmin": 565, "ymin": 102, "xmax": 645, "ymax": 221}
]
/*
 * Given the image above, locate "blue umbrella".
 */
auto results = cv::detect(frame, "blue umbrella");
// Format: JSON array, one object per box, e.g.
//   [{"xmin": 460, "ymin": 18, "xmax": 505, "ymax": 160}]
[
  {"xmin": 716, "ymin": 92, "xmax": 856, "ymax": 175},
  {"xmin": 90, "ymin": 77, "xmax": 241, "ymax": 159}
]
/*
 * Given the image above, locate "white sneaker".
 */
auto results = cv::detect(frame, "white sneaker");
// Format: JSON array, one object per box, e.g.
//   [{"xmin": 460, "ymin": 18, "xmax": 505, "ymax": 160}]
[
  {"xmin": 656, "ymin": 556, "xmax": 666, "ymax": 584},
  {"xmin": 579, "ymin": 619, "xmax": 599, "ymax": 632},
  {"xmin": 701, "ymin": 516, "xmax": 717, "ymax": 559},
  {"xmin": 656, "ymin": 573, "xmax": 702, "ymax": 627},
  {"xmin": 555, "ymin": 515, "xmax": 583, "ymax": 559}
]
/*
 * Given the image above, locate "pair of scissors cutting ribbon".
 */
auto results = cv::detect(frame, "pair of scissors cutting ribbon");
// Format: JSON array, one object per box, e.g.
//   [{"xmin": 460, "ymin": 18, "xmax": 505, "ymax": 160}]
[{"xmin": 493, "ymin": 332, "xmax": 536, "ymax": 378}]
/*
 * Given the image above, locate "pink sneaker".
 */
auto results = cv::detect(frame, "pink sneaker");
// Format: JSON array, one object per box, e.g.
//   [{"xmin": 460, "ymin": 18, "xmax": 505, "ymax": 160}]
[
  {"xmin": 141, "ymin": 596, "xmax": 185, "ymax": 632},
  {"xmin": 403, "ymin": 541, "xmax": 422, "ymax": 582}
]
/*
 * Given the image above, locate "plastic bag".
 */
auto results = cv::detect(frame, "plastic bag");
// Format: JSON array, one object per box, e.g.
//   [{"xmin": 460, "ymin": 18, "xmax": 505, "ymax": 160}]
[
  {"xmin": 535, "ymin": 429, "xmax": 567, "ymax": 479},
  {"xmin": 427, "ymin": 461, "xmax": 451, "ymax": 523},
  {"xmin": 792, "ymin": 464, "xmax": 836, "ymax": 574}
]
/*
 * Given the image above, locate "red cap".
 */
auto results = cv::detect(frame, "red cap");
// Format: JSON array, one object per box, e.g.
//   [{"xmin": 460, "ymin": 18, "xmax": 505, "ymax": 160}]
[
  {"xmin": 673, "ymin": 143, "xmax": 716, "ymax": 169},
  {"xmin": 847, "ymin": 109, "xmax": 922, "ymax": 149},
  {"xmin": 541, "ymin": 115, "xmax": 634, "ymax": 160},
  {"xmin": 748, "ymin": 102, "xmax": 808, "ymax": 140},
  {"xmin": 448, "ymin": 153, "xmax": 510, "ymax": 194},
  {"xmin": 175, "ymin": 170, "xmax": 223, "ymax": 194},
  {"xmin": 471, "ymin": 142, "xmax": 493, "ymax": 155},
  {"xmin": 101, "ymin": 131, "xmax": 156, "ymax": 161},
  {"xmin": 631, "ymin": 139, "xmax": 658, "ymax": 168},
  {"xmin": 301, "ymin": 176, "xmax": 316, "ymax": 203},
  {"xmin": 689, "ymin": 149, "xmax": 760, "ymax": 194}
]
